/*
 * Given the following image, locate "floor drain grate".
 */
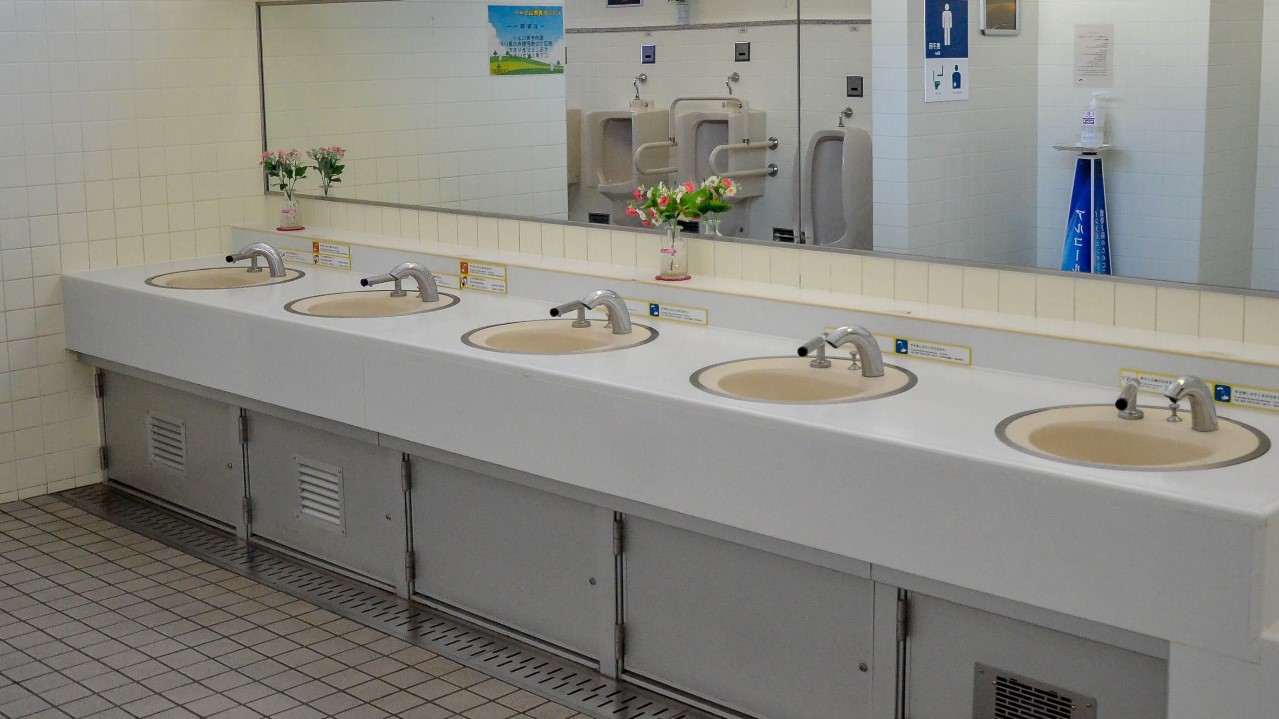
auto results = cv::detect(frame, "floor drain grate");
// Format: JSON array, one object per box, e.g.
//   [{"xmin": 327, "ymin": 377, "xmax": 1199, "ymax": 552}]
[{"xmin": 60, "ymin": 485, "xmax": 709, "ymax": 719}]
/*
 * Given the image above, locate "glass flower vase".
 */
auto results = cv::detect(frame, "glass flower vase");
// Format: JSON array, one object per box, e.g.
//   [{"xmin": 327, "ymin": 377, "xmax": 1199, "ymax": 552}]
[
  {"xmin": 657, "ymin": 224, "xmax": 691, "ymax": 281},
  {"xmin": 277, "ymin": 194, "xmax": 304, "ymax": 231},
  {"xmin": 703, "ymin": 217, "xmax": 722, "ymax": 237}
]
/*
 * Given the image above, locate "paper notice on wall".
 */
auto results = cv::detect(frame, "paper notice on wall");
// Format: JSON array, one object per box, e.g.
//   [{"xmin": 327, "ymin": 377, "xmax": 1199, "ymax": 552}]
[{"xmin": 1075, "ymin": 24, "xmax": 1114, "ymax": 88}]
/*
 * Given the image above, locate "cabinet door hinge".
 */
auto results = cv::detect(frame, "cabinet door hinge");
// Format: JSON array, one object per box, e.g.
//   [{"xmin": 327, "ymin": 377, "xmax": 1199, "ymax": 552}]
[
  {"xmin": 238, "ymin": 413, "xmax": 249, "ymax": 445},
  {"xmin": 242, "ymin": 497, "xmax": 253, "ymax": 527},
  {"xmin": 94, "ymin": 370, "xmax": 105, "ymax": 399},
  {"xmin": 400, "ymin": 455, "xmax": 412, "ymax": 493},
  {"xmin": 614, "ymin": 622, "xmax": 625, "ymax": 658},
  {"xmin": 612, "ymin": 514, "xmax": 624, "ymax": 556},
  {"xmin": 896, "ymin": 592, "xmax": 910, "ymax": 643},
  {"xmin": 99, "ymin": 446, "xmax": 109, "ymax": 470},
  {"xmin": 405, "ymin": 551, "xmax": 416, "ymax": 584}
]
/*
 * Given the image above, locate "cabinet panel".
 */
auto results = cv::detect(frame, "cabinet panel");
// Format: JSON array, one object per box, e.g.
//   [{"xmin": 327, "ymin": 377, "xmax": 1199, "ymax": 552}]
[
  {"xmin": 623, "ymin": 518, "xmax": 873, "ymax": 719},
  {"xmin": 102, "ymin": 372, "xmax": 241, "ymax": 529},
  {"xmin": 906, "ymin": 592, "xmax": 1167, "ymax": 718},
  {"xmin": 246, "ymin": 411, "xmax": 406, "ymax": 591},
  {"xmin": 410, "ymin": 457, "xmax": 600, "ymax": 659}
]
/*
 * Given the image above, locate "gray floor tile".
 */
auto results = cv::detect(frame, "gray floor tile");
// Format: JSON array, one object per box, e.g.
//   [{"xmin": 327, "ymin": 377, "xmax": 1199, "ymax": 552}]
[
  {"xmin": 0, "ymin": 499, "xmax": 581, "ymax": 719},
  {"xmin": 396, "ymin": 702, "xmax": 455, "ymax": 719},
  {"xmin": 119, "ymin": 694, "xmax": 176, "ymax": 718},
  {"xmin": 371, "ymin": 689, "xmax": 426, "ymax": 714},
  {"xmin": 308, "ymin": 690, "xmax": 365, "ymax": 716},
  {"xmin": 436, "ymin": 690, "xmax": 488, "ymax": 714},
  {"xmin": 245, "ymin": 692, "xmax": 300, "ymax": 715}
]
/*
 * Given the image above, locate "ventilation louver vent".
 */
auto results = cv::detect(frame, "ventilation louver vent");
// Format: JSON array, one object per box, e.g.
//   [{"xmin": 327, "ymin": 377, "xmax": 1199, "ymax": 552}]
[
  {"xmin": 146, "ymin": 411, "xmax": 187, "ymax": 473},
  {"xmin": 973, "ymin": 664, "xmax": 1096, "ymax": 719},
  {"xmin": 296, "ymin": 455, "xmax": 344, "ymax": 528}
]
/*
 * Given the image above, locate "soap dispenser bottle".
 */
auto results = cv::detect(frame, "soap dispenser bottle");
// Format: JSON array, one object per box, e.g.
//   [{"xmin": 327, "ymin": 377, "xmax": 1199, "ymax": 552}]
[{"xmin": 1080, "ymin": 92, "xmax": 1108, "ymax": 148}]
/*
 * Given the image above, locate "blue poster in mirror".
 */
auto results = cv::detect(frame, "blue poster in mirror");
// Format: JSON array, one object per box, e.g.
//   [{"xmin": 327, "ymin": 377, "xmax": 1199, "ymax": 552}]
[
  {"xmin": 488, "ymin": 6, "xmax": 566, "ymax": 76},
  {"xmin": 924, "ymin": 0, "xmax": 969, "ymax": 102}
]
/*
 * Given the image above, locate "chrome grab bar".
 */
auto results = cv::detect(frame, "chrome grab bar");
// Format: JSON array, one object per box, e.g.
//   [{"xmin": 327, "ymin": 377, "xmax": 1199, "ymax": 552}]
[
  {"xmin": 708, "ymin": 136, "xmax": 780, "ymax": 177},
  {"xmin": 634, "ymin": 140, "xmax": 679, "ymax": 177}
]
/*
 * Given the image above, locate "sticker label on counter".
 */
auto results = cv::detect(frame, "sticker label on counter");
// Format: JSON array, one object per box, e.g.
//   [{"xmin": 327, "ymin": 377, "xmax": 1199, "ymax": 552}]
[
  {"xmin": 1120, "ymin": 369, "xmax": 1279, "ymax": 413},
  {"xmin": 623, "ymin": 298, "xmax": 709, "ymax": 326},
  {"xmin": 459, "ymin": 260, "xmax": 508, "ymax": 294},
  {"xmin": 279, "ymin": 248, "xmax": 313, "ymax": 265},
  {"xmin": 312, "ymin": 241, "xmax": 352, "ymax": 270},
  {"xmin": 433, "ymin": 274, "xmax": 461, "ymax": 291},
  {"xmin": 887, "ymin": 336, "xmax": 972, "ymax": 366}
]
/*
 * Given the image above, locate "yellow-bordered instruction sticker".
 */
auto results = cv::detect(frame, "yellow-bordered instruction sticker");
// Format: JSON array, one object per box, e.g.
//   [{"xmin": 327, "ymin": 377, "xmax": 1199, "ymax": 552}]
[
  {"xmin": 459, "ymin": 260, "xmax": 508, "ymax": 294},
  {"xmin": 312, "ymin": 241, "xmax": 352, "ymax": 270},
  {"xmin": 1121, "ymin": 369, "xmax": 1279, "ymax": 413}
]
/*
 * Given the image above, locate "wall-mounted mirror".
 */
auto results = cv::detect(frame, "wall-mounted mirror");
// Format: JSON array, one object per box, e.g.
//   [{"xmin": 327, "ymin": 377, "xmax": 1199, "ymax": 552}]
[{"xmin": 261, "ymin": 0, "xmax": 1279, "ymax": 296}]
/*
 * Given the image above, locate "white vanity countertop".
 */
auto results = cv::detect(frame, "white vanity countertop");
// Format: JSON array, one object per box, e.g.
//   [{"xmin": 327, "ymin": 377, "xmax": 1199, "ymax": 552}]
[{"xmin": 62, "ymin": 257, "xmax": 1279, "ymax": 660}]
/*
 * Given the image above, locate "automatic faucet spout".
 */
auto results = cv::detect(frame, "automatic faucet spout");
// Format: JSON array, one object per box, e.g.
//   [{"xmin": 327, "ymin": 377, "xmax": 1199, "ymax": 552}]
[
  {"xmin": 797, "ymin": 326, "xmax": 884, "ymax": 377},
  {"xmin": 826, "ymin": 326, "xmax": 885, "ymax": 378},
  {"xmin": 360, "ymin": 262, "xmax": 440, "ymax": 302},
  {"xmin": 573, "ymin": 289, "xmax": 632, "ymax": 334},
  {"xmin": 226, "ymin": 242, "xmax": 286, "ymax": 277},
  {"xmin": 1164, "ymin": 376, "xmax": 1219, "ymax": 432}
]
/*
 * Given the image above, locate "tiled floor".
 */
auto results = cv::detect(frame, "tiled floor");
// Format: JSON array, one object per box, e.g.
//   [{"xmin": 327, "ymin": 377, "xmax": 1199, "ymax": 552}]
[{"xmin": 0, "ymin": 496, "xmax": 587, "ymax": 719}]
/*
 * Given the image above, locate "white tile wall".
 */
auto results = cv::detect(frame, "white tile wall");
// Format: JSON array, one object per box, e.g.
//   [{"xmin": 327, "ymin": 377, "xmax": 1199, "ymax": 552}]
[
  {"xmin": 1035, "ymin": 0, "xmax": 1213, "ymax": 285},
  {"xmin": 566, "ymin": 0, "xmax": 798, "ymax": 28},
  {"xmin": 297, "ymin": 196, "xmax": 1279, "ymax": 352},
  {"xmin": 0, "ymin": 0, "xmax": 266, "ymax": 502},
  {"xmin": 874, "ymin": 0, "xmax": 1039, "ymax": 268},
  {"xmin": 1253, "ymin": 0, "xmax": 1279, "ymax": 291},
  {"xmin": 1199, "ymin": 0, "xmax": 1261, "ymax": 289},
  {"xmin": 261, "ymin": 0, "xmax": 569, "ymax": 219}
]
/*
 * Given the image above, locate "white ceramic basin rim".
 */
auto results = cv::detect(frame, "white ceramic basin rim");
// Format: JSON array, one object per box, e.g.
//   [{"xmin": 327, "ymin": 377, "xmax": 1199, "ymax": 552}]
[
  {"xmin": 284, "ymin": 290, "xmax": 460, "ymax": 318},
  {"xmin": 690, "ymin": 356, "xmax": 918, "ymax": 404},
  {"xmin": 146, "ymin": 267, "xmax": 305, "ymax": 289},
  {"xmin": 996, "ymin": 404, "xmax": 1270, "ymax": 471},
  {"xmin": 462, "ymin": 319, "xmax": 659, "ymax": 355}
]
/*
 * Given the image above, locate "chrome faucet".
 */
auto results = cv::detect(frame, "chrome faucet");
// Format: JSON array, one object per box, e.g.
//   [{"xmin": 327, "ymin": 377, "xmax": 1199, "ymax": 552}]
[
  {"xmin": 361, "ymin": 262, "xmax": 440, "ymax": 302},
  {"xmin": 797, "ymin": 326, "xmax": 885, "ymax": 378},
  {"xmin": 1164, "ymin": 375, "xmax": 1219, "ymax": 432},
  {"xmin": 1115, "ymin": 377, "xmax": 1145, "ymax": 420},
  {"xmin": 549, "ymin": 289, "xmax": 632, "ymax": 335},
  {"xmin": 226, "ymin": 242, "xmax": 286, "ymax": 277}
]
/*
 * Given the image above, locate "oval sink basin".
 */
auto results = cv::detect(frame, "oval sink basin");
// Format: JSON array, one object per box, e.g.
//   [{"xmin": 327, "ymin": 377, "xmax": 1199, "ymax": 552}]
[
  {"xmin": 285, "ymin": 291, "xmax": 460, "ymax": 318},
  {"xmin": 691, "ymin": 357, "xmax": 917, "ymax": 404},
  {"xmin": 462, "ymin": 319, "xmax": 658, "ymax": 354},
  {"xmin": 997, "ymin": 405, "xmax": 1270, "ymax": 471},
  {"xmin": 147, "ymin": 267, "xmax": 305, "ymax": 290}
]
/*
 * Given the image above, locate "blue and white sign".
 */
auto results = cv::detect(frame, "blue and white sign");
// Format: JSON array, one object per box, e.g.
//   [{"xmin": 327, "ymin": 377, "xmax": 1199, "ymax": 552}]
[
  {"xmin": 1059, "ymin": 156, "xmax": 1111, "ymax": 275},
  {"xmin": 924, "ymin": 0, "xmax": 969, "ymax": 102}
]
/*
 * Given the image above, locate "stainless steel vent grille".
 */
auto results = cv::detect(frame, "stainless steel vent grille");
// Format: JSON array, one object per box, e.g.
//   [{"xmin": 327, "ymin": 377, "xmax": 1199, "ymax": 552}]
[
  {"xmin": 146, "ymin": 411, "xmax": 186, "ymax": 473},
  {"xmin": 60, "ymin": 485, "xmax": 713, "ymax": 719},
  {"xmin": 973, "ymin": 664, "xmax": 1096, "ymax": 719},
  {"xmin": 296, "ymin": 455, "xmax": 343, "ymax": 527}
]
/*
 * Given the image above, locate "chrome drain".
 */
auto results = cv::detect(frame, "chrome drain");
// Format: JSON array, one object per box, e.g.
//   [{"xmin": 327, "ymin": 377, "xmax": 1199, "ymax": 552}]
[{"xmin": 60, "ymin": 485, "xmax": 707, "ymax": 719}]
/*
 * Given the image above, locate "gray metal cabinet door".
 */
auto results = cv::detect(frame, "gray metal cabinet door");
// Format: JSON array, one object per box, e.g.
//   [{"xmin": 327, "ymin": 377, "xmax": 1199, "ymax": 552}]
[
  {"xmin": 905, "ymin": 593, "xmax": 1167, "ymax": 719},
  {"xmin": 410, "ymin": 457, "xmax": 599, "ymax": 659},
  {"xmin": 623, "ymin": 518, "xmax": 873, "ymax": 719},
  {"xmin": 102, "ymin": 372, "xmax": 241, "ymax": 529},
  {"xmin": 246, "ymin": 412, "xmax": 406, "ymax": 591}
]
